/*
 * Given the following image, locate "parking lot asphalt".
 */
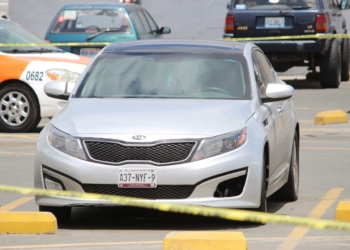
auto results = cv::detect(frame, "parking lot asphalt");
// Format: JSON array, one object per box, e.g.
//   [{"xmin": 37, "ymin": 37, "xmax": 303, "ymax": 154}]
[{"xmin": 2, "ymin": 0, "xmax": 350, "ymax": 249}]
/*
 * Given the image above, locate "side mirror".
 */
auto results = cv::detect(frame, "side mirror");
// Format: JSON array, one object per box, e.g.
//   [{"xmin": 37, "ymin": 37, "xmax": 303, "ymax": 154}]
[
  {"xmin": 227, "ymin": 2, "xmax": 231, "ymax": 9},
  {"xmin": 44, "ymin": 81, "xmax": 71, "ymax": 100},
  {"xmin": 160, "ymin": 27, "xmax": 171, "ymax": 34},
  {"xmin": 262, "ymin": 83, "xmax": 294, "ymax": 103}
]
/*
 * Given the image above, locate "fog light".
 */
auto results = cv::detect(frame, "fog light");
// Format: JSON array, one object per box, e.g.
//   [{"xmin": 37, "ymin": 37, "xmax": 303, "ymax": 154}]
[{"xmin": 45, "ymin": 178, "xmax": 63, "ymax": 190}]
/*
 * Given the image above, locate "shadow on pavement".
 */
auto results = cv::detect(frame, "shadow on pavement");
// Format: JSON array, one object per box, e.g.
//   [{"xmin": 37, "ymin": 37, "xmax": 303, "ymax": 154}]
[
  {"xmin": 59, "ymin": 200, "xmax": 289, "ymax": 230},
  {"xmin": 32, "ymin": 126, "xmax": 45, "ymax": 133},
  {"xmin": 284, "ymin": 80, "xmax": 322, "ymax": 89}
]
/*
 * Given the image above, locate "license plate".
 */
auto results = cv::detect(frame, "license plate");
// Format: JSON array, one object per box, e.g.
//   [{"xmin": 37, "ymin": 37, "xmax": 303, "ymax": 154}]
[
  {"xmin": 118, "ymin": 169, "xmax": 157, "ymax": 188},
  {"xmin": 80, "ymin": 48, "xmax": 101, "ymax": 58},
  {"xmin": 265, "ymin": 17, "xmax": 285, "ymax": 28}
]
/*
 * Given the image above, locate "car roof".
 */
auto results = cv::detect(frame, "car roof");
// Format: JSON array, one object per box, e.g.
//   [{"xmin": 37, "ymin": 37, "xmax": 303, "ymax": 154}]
[
  {"xmin": 103, "ymin": 39, "xmax": 248, "ymax": 54},
  {"xmin": 61, "ymin": 3, "xmax": 141, "ymax": 11}
]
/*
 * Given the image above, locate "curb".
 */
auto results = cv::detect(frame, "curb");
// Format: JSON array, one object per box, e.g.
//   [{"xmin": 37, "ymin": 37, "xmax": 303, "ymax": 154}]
[
  {"xmin": 335, "ymin": 201, "xmax": 350, "ymax": 222},
  {"xmin": 0, "ymin": 212, "xmax": 57, "ymax": 234},
  {"xmin": 314, "ymin": 110, "xmax": 348, "ymax": 125},
  {"xmin": 162, "ymin": 231, "xmax": 247, "ymax": 250}
]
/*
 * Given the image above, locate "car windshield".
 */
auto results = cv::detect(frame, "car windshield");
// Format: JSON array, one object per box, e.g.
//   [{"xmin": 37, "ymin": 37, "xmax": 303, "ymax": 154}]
[
  {"xmin": 74, "ymin": 53, "xmax": 251, "ymax": 100},
  {"xmin": 51, "ymin": 8, "xmax": 132, "ymax": 34},
  {"xmin": 234, "ymin": 0, "xmax": 317, "ymax": 9},
  {"xmin": 0, "ymin": 21, "xmax": 60, "ymax": 52}
]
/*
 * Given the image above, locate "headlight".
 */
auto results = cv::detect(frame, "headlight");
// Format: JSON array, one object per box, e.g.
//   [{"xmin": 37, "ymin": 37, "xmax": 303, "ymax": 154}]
[
  {"xmin": 48, "ymin": 125, "xmax": 87, "ymax": 160},
  {"xmin": 46, "ymin": 69, "xmax": 81, "ymax": 83},
  {"xmin": 191, "ymin": 128, "xmax": 247, "ymax": 162}
]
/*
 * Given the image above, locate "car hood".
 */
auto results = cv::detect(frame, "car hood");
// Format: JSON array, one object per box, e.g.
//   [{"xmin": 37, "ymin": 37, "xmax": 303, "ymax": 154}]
[
  {"xmin": 1, "ymin": 52, "xmax": 91, "ymax": 65},
  {"xmin": 52, "ymin": 99, "xmax": 254, "ymax": 139}
]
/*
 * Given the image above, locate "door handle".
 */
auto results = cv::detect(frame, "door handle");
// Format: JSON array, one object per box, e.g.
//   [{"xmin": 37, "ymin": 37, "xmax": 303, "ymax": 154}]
[{"xmin": 278, "ymin": 106, "xmax": 284, "ymax": 113}]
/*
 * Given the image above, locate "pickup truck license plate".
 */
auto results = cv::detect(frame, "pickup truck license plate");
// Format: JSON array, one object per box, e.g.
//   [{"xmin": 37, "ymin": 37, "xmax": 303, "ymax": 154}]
[
  {"xmin": 118, "ymin": 169, "xmax": 157, "ymax": 188},
  {"xmin": 265, "ymin": 17, "xmax": 285, "ymax": 28}
]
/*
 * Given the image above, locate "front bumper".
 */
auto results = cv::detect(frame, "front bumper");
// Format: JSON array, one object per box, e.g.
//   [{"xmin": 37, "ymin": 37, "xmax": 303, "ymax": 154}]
[{"xmin": 34, "ymin": 133, "xmax": 264, "ymax": 209}]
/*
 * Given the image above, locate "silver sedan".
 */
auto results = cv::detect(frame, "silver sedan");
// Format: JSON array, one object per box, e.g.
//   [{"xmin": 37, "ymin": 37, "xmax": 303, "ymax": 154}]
[{"xmin": 34, "ymin": 40, "xmax": 299, "ymax": 223}]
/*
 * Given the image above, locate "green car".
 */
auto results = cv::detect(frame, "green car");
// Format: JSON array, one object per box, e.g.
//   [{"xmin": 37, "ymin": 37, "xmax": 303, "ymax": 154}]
[{"xmin": 45, "ymin": 3, "xmax": 170, "ymax": 57}]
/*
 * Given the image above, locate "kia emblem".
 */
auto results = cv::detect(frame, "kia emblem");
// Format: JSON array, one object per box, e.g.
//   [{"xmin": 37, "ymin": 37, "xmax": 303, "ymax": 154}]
[{"xmin": 132, "ymin": 135, "xmax": 146, "ymax": 140}]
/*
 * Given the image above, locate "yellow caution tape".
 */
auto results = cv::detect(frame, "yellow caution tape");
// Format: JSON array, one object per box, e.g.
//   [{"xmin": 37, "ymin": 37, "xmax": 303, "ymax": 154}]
[
  {"xmin": 0, "ymin": 184, "xmax": 350, "ymax": 232},
  {"xmin": 0, "ymin": 34, "xmax": 349, "ymax": 47},
  {"xmin": 223, "ymin": 33, "xmax": 350, "ymax": 42}
]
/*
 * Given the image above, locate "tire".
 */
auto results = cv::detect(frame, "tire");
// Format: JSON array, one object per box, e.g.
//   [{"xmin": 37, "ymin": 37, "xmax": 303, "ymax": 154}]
[
  {"xmin": 341, "ymin": 38, "xmax": 350, "ymax": 81},
  {"xmin": 0, "ymin": 83, "xmax": 41, "ymax": 132},
  {"xmin": 270, "ymin": 132, "xmax": 299, "ymax": 201},
  {"xmin": 39, "ymin": 205, "xmax": 71, "ymax": 224},
  {"xmin": 256, "ymin": 155, "xmax": 267, "ymax": 212},
  {"xmin": 320, "ymin": 39, "xmax": 341, "ymax": 88}
]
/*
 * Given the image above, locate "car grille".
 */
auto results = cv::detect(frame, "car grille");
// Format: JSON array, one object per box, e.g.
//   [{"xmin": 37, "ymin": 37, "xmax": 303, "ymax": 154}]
[
  {"xmin": 84, "ymin": 141, "xmax": 196, "ymax": 165},
  {"xmin": 82, "ymin": 184, "xmax": 195, "ymax": 199}
]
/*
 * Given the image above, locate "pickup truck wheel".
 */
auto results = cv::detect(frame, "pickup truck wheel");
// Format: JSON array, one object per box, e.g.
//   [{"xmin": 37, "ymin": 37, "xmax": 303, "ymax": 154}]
[
  {"xmin": 320, "ymin": 39, "xmax": 341, "ymax": 88},
  {"xmin": 0, "ymin": 83, "xmax": 41, "ymax": 132},
  {"xmin": 341, "ymin": 38, "xmax": 350, "ymax": 81}
]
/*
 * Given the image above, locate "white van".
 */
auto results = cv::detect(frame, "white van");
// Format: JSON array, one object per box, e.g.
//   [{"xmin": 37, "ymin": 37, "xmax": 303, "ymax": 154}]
[{"xmin": 0, "ymin": 0, "xmax": 9, "ymax": 19}]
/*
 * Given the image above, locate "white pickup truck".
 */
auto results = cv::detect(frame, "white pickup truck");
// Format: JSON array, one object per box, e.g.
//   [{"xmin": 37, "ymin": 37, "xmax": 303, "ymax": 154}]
[{"xmin": 0, "ymin": 0, "xmax": 9, "ymax": 19}]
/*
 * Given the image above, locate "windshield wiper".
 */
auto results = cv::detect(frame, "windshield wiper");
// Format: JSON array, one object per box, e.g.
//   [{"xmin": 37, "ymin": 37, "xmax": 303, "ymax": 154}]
[
  {"xmin": 280, "ymin": 5, "xmax": 310, "ymax": 13},
  {"xmin": 291, "ymin": 5, "xmax": 311, "ymax": 9},
  {"xmin": 86, "ymin": 28, "xmax": 119, "ymax": 41},
  {"xmin": 25, "ymin": 48, "xmax": 64, "ymax": 53},
  {"xmin": 1, "ymin": 48, "xmax": 63, "ymax": 53},
  {"xmin": 1, "ymin": 48, "xmax": 26, "ymax": 53}
]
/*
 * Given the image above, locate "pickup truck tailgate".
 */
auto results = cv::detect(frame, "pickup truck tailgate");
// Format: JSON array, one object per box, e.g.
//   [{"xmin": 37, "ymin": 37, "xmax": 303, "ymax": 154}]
[{"xmin": 234, "ymin": 10, "xmax": 317, "ymax": 37}]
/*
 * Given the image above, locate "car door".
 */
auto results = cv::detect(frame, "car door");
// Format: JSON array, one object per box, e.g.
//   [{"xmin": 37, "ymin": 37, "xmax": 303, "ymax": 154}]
[
  {"xmin": 253, "ymin": 50, "xmax": 292, "ymax": 186},
  {"xmin": 340, "ymin": 0, "xmax": 350, "ymax": 34},
  {"xmin": 330, "ymin": 0, "xmax": 344, "ymax": 33},
  {"xmin": 0, "ymin": 0, "xmax": 9, "ymax": 19}
]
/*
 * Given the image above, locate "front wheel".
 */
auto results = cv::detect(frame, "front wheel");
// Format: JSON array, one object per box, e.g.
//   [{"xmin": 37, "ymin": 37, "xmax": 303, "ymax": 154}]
[
  {"xmin": 270, "ymin": 132, "xmax": 299, "ymax": 201},
  {"xmin": 0, "ymin": 83, "xmax": 41, "ymax": 132},
  {"xmin": 256, "ymin": 155, "xmax": 267, "ymax": 212}
]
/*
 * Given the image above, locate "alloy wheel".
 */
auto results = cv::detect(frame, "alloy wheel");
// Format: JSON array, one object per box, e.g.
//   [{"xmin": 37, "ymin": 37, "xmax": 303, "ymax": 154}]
[{"xmin": 0, "ymin": 91, "xmax": 30, "ymax": 127}]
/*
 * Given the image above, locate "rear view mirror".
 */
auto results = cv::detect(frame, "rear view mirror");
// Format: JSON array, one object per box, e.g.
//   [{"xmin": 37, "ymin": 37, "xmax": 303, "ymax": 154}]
[
  {"xmin": 44, "ymin": 81, "xmax": 71, "ymax": 100},
  {"xmin": 262, "ymin": 83, "xmax": 294, "ymax": 103},
  {"xmin": 227, "ymin": 2, "xmax": 231, "ymax": 9},
  {"xmin": 160, "ymin": 27, "xmax": 171, "ymax": 34}
]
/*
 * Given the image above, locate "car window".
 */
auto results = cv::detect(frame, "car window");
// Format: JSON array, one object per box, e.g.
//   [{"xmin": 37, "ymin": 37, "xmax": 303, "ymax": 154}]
[
  {"xmin": 51, "ymin": 8, "xmax": 132, "ymax": 34},
  {"xmin": 233, "ymin": 0, "xmax": 317, "ymax": 9},
  {"xmin": 0, "ymin": 20, "xmax": 59, "ymax": 52},
  {"xmin": 75, "ymin": 53, "xmax": 251, "ymax": 100},
  {"xmin": 137, "ymin": 11, "xmax": 151, "ymax": 34},
  {"xmin": 253, "ymin": 50, "xmax": 277, "ymax": 84},
  {"xmin": 142, "ymin": 10, "xmax": 159, "ymax": 32},
  {"xmin": 252, "ymin": 53, "xmax": 266, "ymax": 96},
  {"xmin": 130, "ymin": 11, "xmax": 145, "ymax": 35},
  {"xmin": 340, "ymin": 0, "xmax": 350, "ymax": 9}
]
